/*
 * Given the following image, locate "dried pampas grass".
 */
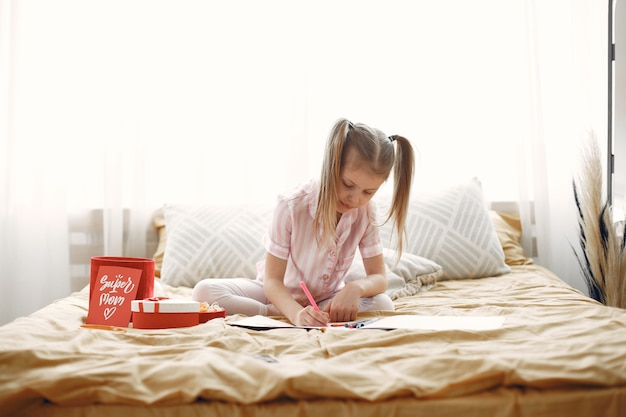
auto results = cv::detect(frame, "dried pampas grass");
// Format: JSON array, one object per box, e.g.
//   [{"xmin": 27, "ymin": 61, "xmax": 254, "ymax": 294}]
[{"xmin": 572, "ymin": 135, "xmax": 626, "ymax": 308}]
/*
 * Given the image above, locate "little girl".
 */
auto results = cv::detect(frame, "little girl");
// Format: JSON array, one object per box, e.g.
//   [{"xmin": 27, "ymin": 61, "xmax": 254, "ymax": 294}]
[{"xmin": 192, "ymin": 118, "xmax": 414, "ymax": 326}]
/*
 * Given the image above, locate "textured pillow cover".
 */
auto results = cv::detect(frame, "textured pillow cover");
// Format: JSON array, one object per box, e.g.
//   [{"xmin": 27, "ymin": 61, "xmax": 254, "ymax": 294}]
[
  {"xmin": 160, "ymin": 204, "xmax": 274, "ymax": 287},
  {"xmin": 378, "ymin": 178, "xmax": 510, "ymax": 280},
  {"xmin": 489, "ymin": 210, "xmax": 533, "ymax": 266},
  {"xmin": 161, "ymin": 178, "xmax": 509, "ymax": 287},
  {"xmin": 345, "ymin": 248, "xmax": 441, "ymax": 300}
]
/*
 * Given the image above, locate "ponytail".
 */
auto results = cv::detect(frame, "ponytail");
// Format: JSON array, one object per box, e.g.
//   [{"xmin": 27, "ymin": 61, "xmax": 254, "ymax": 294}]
[{"xmin": 385, "ymin": 135, "xmax": 415, "ymax": 259}]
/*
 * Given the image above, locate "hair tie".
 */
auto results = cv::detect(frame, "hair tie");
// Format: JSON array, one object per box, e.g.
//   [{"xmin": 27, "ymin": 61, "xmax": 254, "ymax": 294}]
[
  {"xmin": 348, "ymin": 121, "xmax": 354, "ymax": 130},
  {"xmin": 388, "ymin": 135, "xmax": 397, "ymax": 142}
]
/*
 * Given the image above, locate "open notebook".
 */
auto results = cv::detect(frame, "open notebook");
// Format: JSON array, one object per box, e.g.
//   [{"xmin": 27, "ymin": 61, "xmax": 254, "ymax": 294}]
[{"xmin": 229, "ymin": 315, "xmax": 506, "ymax": 331}]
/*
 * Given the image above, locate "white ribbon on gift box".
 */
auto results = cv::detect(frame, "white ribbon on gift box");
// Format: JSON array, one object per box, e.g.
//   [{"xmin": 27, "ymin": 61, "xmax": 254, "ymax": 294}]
[{"xmin": 131, "ymin": 298, "xmax": 200, "ymax": 314}]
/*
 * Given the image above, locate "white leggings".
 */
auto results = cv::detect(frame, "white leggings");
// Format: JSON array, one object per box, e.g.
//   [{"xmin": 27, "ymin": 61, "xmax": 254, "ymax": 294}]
[{"xmin": 191, "ymin": 278, "xmax": 394, "ymax": 317}]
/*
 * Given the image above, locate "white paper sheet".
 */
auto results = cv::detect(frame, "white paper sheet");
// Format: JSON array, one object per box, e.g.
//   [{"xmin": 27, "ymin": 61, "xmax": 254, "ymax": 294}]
[
  {"xmin": 361, "ymin": 315, "xmax": 506, "ymax": 331},
  {"xmin": 229, "ymin": 315, "xmax": 505, "ymax": 331}
]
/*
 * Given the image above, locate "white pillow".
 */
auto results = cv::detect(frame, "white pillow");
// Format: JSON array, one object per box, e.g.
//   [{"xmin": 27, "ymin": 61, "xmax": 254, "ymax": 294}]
[
  {"xmin": 160, "ymin": 204, "xmax": 273, "ymax": 287},
  {"xmin": 378, "ymin": 178, "xmax": 510, "ymax": 280},
  {"xmin": 345, "ymin": 248, "xmax": 441, "ymax": 300}
]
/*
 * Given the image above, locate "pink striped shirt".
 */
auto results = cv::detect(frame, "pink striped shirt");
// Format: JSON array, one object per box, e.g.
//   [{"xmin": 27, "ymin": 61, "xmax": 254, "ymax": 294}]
[{"xmin": 257, "ymin": 179, "xmax": 383, "ymax": 306}]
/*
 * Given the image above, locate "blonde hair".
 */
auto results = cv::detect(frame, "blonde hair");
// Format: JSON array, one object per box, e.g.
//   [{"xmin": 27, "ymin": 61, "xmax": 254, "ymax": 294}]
[{"xmin": 315, "ymin": 118, "xmax": 415, "ymax": 257}]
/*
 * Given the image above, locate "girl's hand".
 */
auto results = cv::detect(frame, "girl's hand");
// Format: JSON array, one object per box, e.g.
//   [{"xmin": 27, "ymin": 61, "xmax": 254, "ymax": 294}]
[
  {"xmin": 294, "ymin": 306, "xmax": 329, "ymax": 327},
  {"xmin": 325, "ymin": 284, "xmax": 360, "ymax": 322}
]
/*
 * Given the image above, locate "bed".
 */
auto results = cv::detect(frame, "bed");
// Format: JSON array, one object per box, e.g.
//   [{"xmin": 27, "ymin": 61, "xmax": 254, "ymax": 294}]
[{"xmin": 1, "ymin": 179, "xmax": 626, "ymax": 417}]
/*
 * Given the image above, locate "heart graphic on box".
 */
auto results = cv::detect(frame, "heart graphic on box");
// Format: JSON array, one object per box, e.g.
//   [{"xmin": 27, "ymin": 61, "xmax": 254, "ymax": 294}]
[{"xmin": 104, "ymin": 307, "xmax": 117, "ymax": 320}]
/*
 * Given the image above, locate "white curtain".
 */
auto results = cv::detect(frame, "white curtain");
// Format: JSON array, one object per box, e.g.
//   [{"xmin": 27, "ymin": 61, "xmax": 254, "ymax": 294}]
[
  {"xmin": 0, "ymin": 0, "xmax": 607, "ymax": 325},
  {"xmin": 522, "ymin": 0, "xmax": 607, "ymax": 292}
]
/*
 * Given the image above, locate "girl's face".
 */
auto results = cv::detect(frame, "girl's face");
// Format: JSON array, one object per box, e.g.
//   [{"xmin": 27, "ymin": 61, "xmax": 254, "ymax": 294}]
[{"xmin": 336, "ymin": 149, "xmax": 386, "ymax": 214}]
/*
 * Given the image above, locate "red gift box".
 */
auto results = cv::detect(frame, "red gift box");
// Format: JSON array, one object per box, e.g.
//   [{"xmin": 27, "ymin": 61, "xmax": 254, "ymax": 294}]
[
  {"xmin": 131, "ymin": 298, "xmax": 201, "ymax": 329},
  {"xmin": 89, "ymin": 256, "xmax": 155, "ymax": 302},
  {"xmin": 86, "ymin": 256, "xmax": 156, "ymax": 327},
  {"xmin": 199, "ymin": 309, "xmax": 227, "ymax": 323}
]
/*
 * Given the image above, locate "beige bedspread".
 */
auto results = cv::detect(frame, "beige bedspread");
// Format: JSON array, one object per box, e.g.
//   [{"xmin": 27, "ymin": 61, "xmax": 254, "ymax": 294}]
[{"xmin": 1, "ymin": 265, "xmax": 626, "ymax": 417}]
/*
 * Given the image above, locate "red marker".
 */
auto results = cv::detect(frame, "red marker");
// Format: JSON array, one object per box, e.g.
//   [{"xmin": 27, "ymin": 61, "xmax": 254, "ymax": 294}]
[{"xmin": 299, "ymin": 281, "xmax": 320, "ymax": 312}]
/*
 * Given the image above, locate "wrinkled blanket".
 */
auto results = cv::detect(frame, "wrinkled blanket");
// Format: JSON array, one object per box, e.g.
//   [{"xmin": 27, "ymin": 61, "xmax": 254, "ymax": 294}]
[{"xmin": 1, "ymin": 265, "xmax": 626, "ymax": 416}]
